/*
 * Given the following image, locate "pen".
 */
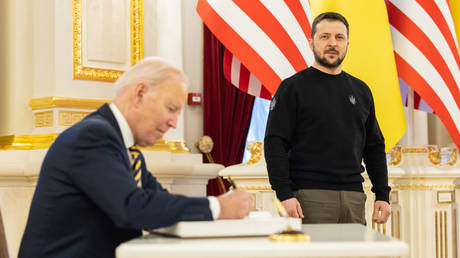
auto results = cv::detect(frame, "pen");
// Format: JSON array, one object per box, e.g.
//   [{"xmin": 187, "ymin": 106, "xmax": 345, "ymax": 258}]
[
  {"xmin": 227, "ymin": 176, "xmax": 237, "ymax": 190},
  {"xmin": 274, "ymin": 198, "xmax": 289, "ymax": 218}
]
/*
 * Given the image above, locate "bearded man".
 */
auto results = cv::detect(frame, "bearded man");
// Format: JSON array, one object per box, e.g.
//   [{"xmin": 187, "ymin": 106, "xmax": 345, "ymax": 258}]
[{"xmin": 264, "ymin": 12, "xmax": 391, "ymax": 225}]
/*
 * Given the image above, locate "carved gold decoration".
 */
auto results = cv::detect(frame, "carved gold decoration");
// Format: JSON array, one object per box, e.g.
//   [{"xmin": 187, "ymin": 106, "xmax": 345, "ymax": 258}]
[
  {"xmin": 58, "ymin": 111, "xmax": 90, "ymax": 126},
  {"xmin": 72, "ymin": 0, "xmax": 144, "ymax": 82},
  {"xmin": 140, "ymin": 138, "xmax": 190, "ymax": 154},
  {"xmin": 429, "ymin": 147, "xmax": 458, "ymax": 166},
  {"xmin": 130, "ymin": 0, "xmax": 143, "ymax": 66},
  {"xmin": 229, "ymin": 178, "xmax": 270, "ymax": 182},
  {"xmin": 389, "ymin": 146, "xmax": 458, "ymax": 166},
  {"xmin": 34, "ymin": 111, "xmax": 54, "ymax": 128},
  {"xmin": 243, "ymin": 186, "xmax": 272, "ymax": 191},
  {"xmin": 364, "ymin": 175, "xmax": 460, "ymax": 181},
  {"xmin": 389, "ymin": 146, "xmax": 402, "ymax": 166},
  {"xmin": 402, "ymin": 147, "xmax": 428, "ymax": 153},
  {"xmin": 0, "ymin": 134, "xmax": 188, "ymax": 153},
  {"xmin": 366, "ymin": 182, "xmax": 458, "ymax": 190},
  {"xmin": 29, "ymin": 96, "xmax": 109, "ymax": 110},
  {"xmin": 446, "ymin": 148, "xmax": 458, "ymax": 166},
  {"xmin": 0, "ymin": 134, "xmax": 59, "ymax": 150},
  {"xmin": 428, "ymin": 146, "xmax": 442, "ymax": 165},
  {"xmin": 245, "ymin": 141, "xmax": 263, "ymax": 165},
  {"xmin": 391, "ymin": 184, "xmax": 456, "ymax": 190}
]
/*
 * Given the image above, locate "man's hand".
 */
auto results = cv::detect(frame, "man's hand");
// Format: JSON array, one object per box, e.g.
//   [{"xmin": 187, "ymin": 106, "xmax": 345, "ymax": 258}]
[
  {"xmin": 217, "ymin": 188, "xmax": 253, "ymax": 219},
  {"xmin": 281, "ymin": 198, "xmax": 304, "ymax": 218},
  {"xmin": 372, "ymin": 201, "xmax": 391, "ymax": 224}
]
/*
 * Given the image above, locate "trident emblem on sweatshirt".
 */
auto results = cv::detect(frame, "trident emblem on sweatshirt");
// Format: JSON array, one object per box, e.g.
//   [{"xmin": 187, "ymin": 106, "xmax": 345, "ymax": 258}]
[{"xmin": 349, "ymin": 95, "xmax": 356, "ymax": 105}]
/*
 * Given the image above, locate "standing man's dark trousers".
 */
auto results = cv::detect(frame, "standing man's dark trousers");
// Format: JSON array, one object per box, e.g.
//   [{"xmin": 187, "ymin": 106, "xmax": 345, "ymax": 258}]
[{"xmin": 294, "ymin": 189, "xmax": 367, "ymax": 225}]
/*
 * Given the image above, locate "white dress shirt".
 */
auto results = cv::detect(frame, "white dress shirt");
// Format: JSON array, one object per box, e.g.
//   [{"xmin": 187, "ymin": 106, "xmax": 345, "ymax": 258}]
[{"xmin": 109, "ymin": 104, "xmax": 220, "ymax": 219}]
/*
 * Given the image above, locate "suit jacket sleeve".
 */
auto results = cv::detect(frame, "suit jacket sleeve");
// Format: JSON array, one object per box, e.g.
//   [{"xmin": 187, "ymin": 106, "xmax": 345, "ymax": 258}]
[{"xmin": 59, "ymin": 119, "xmax": 212, "ymax": 230}]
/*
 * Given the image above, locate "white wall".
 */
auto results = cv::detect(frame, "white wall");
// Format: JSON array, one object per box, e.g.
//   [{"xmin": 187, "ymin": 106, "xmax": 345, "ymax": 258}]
[
  {"xmin": 0, "ymin": 0, "xmax": 34, "ymax": 135},
  {"xmin": 182, "ymin": 0, "xmax": 204, "ymax": 153}
]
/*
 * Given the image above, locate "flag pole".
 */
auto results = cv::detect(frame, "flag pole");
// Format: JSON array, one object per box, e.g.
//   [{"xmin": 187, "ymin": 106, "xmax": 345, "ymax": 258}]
[{"xmin": 407, "ymin": 87, "xmax": 415, "ymax": 146}]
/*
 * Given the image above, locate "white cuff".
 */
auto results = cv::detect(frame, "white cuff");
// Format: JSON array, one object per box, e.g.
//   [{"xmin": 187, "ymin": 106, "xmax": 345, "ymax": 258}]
[{"xmin": 207, "ymin": 196, "xmax": 220, "ymax": 220}]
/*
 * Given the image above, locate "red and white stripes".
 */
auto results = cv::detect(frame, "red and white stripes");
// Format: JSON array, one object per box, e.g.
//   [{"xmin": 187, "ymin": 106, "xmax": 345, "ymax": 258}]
[
  {"xmin": 197, "ymin": 0, "xmax": 314, "ymax": 97},
  {"xmin": 223, "ymin": 49, "xmax": 273, "ymax": 100},
  {"xmin": 387, "ymin": 0, "xmax": 460, "ymax": 146}
]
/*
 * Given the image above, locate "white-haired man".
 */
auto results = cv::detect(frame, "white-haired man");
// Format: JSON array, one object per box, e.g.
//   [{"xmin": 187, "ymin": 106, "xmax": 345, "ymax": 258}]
[{"xmin": 19, "ymin": 57, "xmax": 253, "ymax": 258}]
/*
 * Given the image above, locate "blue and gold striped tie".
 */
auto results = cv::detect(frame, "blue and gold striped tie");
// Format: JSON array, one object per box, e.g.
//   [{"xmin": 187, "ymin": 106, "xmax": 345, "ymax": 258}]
[{"xmin": 129, "ymin": 147, "xmax": 142, "ymax": 188}]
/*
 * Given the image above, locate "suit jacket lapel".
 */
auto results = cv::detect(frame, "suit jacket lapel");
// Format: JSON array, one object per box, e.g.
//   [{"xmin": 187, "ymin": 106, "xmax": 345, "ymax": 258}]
[{"xmin": 94, "ymin": 103, "xmax": 131, "ymax": 168}]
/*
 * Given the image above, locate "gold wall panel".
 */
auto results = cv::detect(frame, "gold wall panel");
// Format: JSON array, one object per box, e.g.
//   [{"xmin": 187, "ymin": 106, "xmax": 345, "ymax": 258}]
[
  {"xmin": 29, "ymin": 96, "xmax": 109, "ymax": 110},
  {"xmin": 0, "ymin": 134, "xmax": 188, "ymax": 153},
  {"xmin": 72, "ymin": 0, "xmax": 144, "ymax": 82},
  {"xmin": 34, "ymin": 111, "xmax": 54, "ymax": 128},
  {"xmin": 58, "ymin": 111, "xmax": 90, "ymax": 127},
  {"xmin": 0, "ymin": 134, "xmax": 59, "ymax": 150}
]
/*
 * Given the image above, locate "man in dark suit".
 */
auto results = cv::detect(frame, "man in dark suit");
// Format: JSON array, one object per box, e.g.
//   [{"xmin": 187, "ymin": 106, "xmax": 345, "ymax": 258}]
[{"xmin": 19, "ymin": 57, "xmax": 252, "ymax": 258}]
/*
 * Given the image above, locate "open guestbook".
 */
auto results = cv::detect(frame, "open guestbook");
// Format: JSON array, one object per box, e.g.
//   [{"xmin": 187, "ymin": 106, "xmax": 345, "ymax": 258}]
[{"xmin": 151, "ymin": 212, "xmax": 302, "ymax": 238}]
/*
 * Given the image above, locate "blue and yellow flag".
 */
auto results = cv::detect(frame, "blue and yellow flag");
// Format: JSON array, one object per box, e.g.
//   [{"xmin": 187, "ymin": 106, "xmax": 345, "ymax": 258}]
[{"xmin": 451, "ymin": 0, "xmax": 460, "ymax": 51}]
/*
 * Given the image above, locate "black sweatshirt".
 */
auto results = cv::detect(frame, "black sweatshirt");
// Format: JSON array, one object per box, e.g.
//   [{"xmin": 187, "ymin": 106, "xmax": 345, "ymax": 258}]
[{"xmin": 264, "ymin": 67, "xmax": 390, "ymax": 203}]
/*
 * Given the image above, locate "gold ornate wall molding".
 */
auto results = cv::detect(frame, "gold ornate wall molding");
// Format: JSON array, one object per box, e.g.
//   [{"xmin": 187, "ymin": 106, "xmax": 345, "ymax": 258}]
[
  {"xmin": 140, "ymin": 139, "xmax": 190, "ymax": 154},
  {"xmin": 29, "ymin": 96, "xmax": 109, "ymax": 110},
  {"xmin": 130, "ymin": 0, "xmax": 143, "ymax": 66},
  {"xmin": 0, "ymin": 134, "xmax": 189, "ymax": 153},
  {"xmin": 72, "ymin": 0, "xmax": 144, "ymax": 82},
  {"xmin": 58, "ymin": 111, "xmax": 91, "ymax": 126},
  {"xmin": 0, "ymin": 134, "xmax": 59, "ymax": 150},
  {"xmin": 34, "ymin": 111, "xmax": 54, "ymax": 128},
  {"xmin": 23, "ymin": 97, "xmax": 189, "ymax": 153}
]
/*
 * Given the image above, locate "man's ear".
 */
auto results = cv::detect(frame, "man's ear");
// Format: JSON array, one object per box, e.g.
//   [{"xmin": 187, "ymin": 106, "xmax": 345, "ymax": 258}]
[
  {"xmin": 133, "ymin": 82, "xmax": 147, "ymax": 105},
  {"xmin": 308, "ymin": 38, "xmax": 313, "ymax": 51}
]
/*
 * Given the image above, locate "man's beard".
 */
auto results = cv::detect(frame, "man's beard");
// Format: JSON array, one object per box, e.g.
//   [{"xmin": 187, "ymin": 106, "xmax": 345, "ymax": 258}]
[{"xmin": 313, "ymin": 45, "xmax": 346, "ymax": 68}]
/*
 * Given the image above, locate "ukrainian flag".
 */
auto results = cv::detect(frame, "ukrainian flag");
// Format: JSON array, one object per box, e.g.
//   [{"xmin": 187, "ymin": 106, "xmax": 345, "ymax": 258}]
[{"xmin": 451, "ymin": 0, "xmax": 460, "ymax": 51}]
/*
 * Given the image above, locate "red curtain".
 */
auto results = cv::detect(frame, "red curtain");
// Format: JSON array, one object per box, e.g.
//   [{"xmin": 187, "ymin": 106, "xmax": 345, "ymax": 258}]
[{"xmin": 203, "ymin": 25, "xmax": 255, "ymax": 195}]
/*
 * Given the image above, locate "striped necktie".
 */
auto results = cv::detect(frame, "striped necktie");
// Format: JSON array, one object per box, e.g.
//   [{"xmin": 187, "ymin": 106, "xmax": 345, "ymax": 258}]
[{"xmin": 129, "ymin": 147, "xmax": 143, "ymax": 188}]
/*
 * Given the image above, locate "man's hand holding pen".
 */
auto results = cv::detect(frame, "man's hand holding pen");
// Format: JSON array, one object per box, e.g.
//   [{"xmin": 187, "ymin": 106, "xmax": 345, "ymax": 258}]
[
  {"xmin": 217, "ymin": 177, "xmax": 253, "ymax": 219},
  {"xmin": 217, "ymin": 188, "xmax": 253, "ymax": 219}
]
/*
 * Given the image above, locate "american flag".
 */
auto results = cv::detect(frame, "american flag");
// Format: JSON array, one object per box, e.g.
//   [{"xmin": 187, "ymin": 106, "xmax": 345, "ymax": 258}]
[
  {"xmin": 387, "ymin": 0, "xmax": 460, "ymax": 147},
  {"xmin": 197, "ymin": 0, "xmax": 315, "ymax": 98},
  {"xmin": 223, "ymin": 49, "xmax": 273, "ymax": 100}
]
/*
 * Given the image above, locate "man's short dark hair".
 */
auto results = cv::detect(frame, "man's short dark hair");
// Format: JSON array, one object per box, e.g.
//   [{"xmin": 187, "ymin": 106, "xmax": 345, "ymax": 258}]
[{"xmin": 311, "ymin": 12, "xmax": 349, "ymax": 38}]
